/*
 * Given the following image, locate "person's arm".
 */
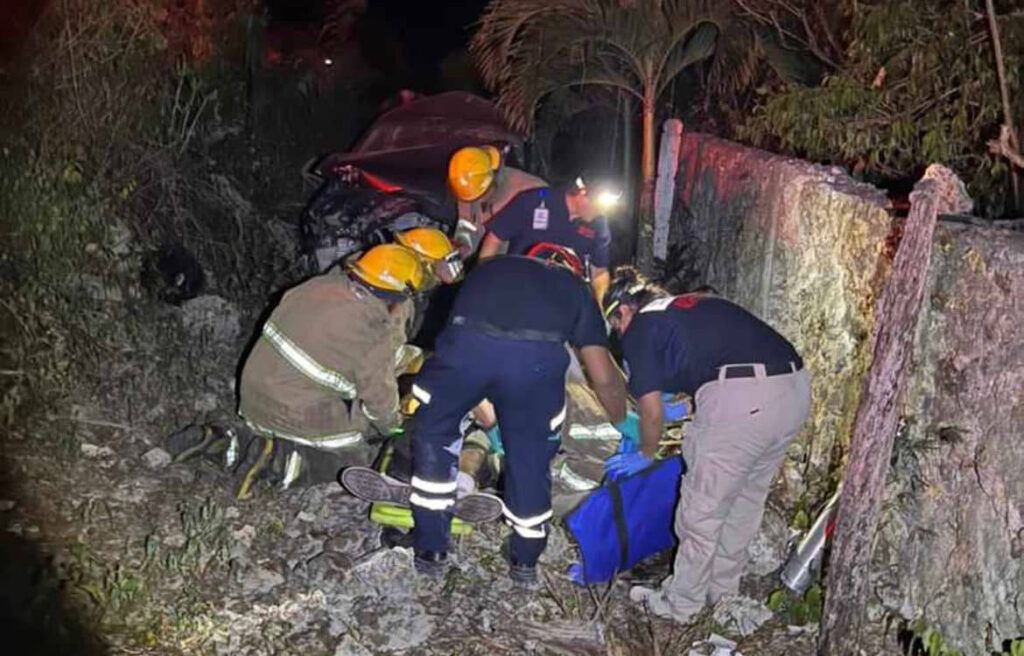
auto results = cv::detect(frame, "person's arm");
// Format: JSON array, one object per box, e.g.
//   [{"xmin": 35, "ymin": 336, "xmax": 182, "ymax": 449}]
[
  {"xmin": 635, "ymin": 390, "xmax": 664, "ymax": 458},
  {"xmin": 590, "ymin": 266, "xmax": 610, "ymax": 307},
  {"xmin": 478, "ymin": 231, "xmax": 504, "ymax": 260},
  {"xmin": 578, "ymin": 345, "xmax": 627, "ymax": 424}
]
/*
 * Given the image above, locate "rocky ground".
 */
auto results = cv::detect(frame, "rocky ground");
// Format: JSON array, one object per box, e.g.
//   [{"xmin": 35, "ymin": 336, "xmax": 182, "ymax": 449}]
[{"xmin": 0, "ymin": 177, "xmax": 894, "ymax": 656}]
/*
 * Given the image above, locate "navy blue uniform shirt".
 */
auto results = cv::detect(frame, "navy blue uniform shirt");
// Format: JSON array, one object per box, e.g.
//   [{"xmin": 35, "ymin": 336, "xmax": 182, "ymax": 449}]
[
  {"xmin": 620, "ymin": 295, "xmax": 801, "ymax": 398},
  {"xmin": 488, "ymin": 187, "xmax": 611, "ymax": 269},
  {"xmin": 449, "ymin": 256, "xmax": 608, "ymax": 348}
]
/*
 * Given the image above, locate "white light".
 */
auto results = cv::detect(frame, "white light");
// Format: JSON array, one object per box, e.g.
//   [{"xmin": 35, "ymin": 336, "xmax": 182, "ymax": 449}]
[
  {"xmin": 595, "ymin": 188, "xmax": 623, "ymax": 212},
  {"xmin": 323, "ymin": 58, "xmax": 334, "ymax": 66}
]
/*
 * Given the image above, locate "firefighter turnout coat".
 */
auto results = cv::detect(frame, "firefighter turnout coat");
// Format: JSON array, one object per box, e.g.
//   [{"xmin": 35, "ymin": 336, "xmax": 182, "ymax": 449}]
[{"xmin": 238, "ymin": 267, "xmax": 409, "ymax": 449}]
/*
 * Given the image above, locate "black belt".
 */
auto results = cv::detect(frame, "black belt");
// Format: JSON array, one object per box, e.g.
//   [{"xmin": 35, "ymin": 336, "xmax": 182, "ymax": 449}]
[
  {"xmin": 449, "ymin": 315, "xmax": 564, "ymax": 343},
  {"xmin": 721, "ymin": 360, "xmax": 803, "ymax": 379}
]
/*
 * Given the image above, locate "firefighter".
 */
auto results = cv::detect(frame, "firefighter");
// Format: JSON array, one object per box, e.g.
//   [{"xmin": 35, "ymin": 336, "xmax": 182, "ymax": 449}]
[
  {"xmin": 602, "ymin": 267, "xmax": 812, "ymax": 623},
  {"xmin": 447, "ymin": 145, "xmax": 549, "ymax": 258},
  {"xmin": 395, "ymin": 243, "xmax": 626, "ymax": 582},
  {"xmin": 477, "ymin": 175, "xmax": 618, "ymax": 304},
  {"xmin": 228, "ymin": 244, "xmax": 428, "ymax": 499}
]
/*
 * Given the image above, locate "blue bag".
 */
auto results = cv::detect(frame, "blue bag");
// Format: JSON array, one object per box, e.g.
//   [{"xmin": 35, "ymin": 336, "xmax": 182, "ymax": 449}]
[{"xmin": 565, "ymin": 455, "xmax": 686, "ymax": 585}]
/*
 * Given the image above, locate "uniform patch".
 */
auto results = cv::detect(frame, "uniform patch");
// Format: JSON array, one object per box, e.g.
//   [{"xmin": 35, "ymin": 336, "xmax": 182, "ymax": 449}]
[{"xmin": 673, "ymin": 294, "xmax": 702, "ymax": 310}]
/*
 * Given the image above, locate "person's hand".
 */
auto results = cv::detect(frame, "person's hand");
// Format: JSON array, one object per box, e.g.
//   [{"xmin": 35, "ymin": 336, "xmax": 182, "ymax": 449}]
[{"xmin": 604, "ymin": 451, "xmax": 653, "ymax": 479}]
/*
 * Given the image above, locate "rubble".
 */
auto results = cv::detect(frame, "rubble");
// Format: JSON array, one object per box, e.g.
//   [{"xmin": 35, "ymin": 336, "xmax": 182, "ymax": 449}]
[{"xmin": 712, "ymin": 594, "xmax": 773, "ymax": 637}]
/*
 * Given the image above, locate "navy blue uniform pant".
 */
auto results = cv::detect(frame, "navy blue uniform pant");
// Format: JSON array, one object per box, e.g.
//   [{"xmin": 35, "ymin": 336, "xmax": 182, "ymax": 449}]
[{"xmin": 409, "ymin": 325, "xmax": 567, "ymax": 567}]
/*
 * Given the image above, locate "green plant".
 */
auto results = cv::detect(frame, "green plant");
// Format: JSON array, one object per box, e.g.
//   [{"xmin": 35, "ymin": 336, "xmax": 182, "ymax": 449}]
[
  {"xmin": 739, "ymin": 0, "xmax": 1024, "ymax": 216},
  {"xmin": 472, "ymin": 0, "xmax": 755, "ymax": 272},
  {"xmin": 766, "ymin": 584, "xmax": 823, "ymax": 626}
]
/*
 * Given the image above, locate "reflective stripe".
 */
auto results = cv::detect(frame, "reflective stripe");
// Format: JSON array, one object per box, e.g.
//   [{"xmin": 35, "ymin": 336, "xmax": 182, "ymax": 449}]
[
  {"xmin": 262, "ymin": 322, "xmax": 357, "ymax": 398},
  {"xmin": 411, "ymin": 476, "xmax": 458, "ymax": 494},
  {"xmin": 513, "ymin": 524, "xmax": 547, "ymax": 539},
  {"xmin": 503, "ymin": 507, "xmax": 552, "ymax": 528},
  {"xmin": 243, "ymin": 419, "xmax": 363, "ymax": 450},
  {"xmin": 411, "ymin": 384, "xmax": 432, "ymax": 405},
  {"xmin": 639, "ymin": 296, "xmax": 675, "ymax": 313},
  {"xmin": 409, "ymin": 492, "xmax": 455, "ymax": 511},
  {"xmin": 549, "ymin": 405, "xmax": 567, "ymax": 432},
  {"xmin": 281, "ymin": 450, "xmax": 302, "ymax": 490},
  {"xmin": 556, "ymin": 462, "xmax": 600, "ymax": 491}
]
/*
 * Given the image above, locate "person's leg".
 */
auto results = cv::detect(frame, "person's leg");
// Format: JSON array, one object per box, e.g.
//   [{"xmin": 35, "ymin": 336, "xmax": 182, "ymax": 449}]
[
  {"xmin": 407, "ymin": 330, "xmax": 489, "ymax": 573},
  {"xmin": 489, "ymin": 342, "xmax": 568, "ymax": 579},
  {"xmin": 709, "ymin": 370, "xmax": 812, "ymax": 600}
]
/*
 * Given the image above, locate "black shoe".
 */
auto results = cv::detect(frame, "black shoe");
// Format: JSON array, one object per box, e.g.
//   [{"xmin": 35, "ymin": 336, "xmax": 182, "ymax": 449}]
[
  {"xmin": 413, "ymin": 550, "xmax": 448, "ymax": 577},
  {"xmin": 340, "ymin": 466, "xmax": 505, "ymax": 523}
]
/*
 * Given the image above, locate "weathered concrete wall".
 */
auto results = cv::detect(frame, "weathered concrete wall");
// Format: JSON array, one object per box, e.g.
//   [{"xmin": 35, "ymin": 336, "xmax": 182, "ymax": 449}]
[
  {"xmin": 672, "ymin": 133, "xmax": 892, "ymax": 500},
  {"xmin": 874, "ymin": 224, "xmax": 1024, "ymax": 654}
]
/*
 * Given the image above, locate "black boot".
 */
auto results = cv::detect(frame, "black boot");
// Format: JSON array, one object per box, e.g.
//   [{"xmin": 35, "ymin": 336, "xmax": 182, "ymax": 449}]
[{"xmin": 413, "ymin": 550, "xmax": 448, "ymax": 577}]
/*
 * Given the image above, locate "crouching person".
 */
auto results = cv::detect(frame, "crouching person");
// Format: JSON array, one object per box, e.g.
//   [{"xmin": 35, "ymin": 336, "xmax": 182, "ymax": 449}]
[
  {"xmin": 232, "ymin": 244, "xmax": 427, "ymax": 498},
  {"xmin": 603, "ymin": 267, "xmax": 812, "ymax": 623},
  {"xmin": 407, "ymin": 244, "xmax": 625, "ymax": 582}
]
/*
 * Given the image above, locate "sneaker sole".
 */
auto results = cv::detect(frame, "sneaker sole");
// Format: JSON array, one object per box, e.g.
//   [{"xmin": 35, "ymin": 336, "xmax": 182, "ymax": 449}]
[{"xmin": 340, "ymin": 466, "xmax": 504, "ymax": 524}]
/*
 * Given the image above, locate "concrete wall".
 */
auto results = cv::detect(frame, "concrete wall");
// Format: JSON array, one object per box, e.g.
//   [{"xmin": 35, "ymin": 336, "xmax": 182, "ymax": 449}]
[
  {"xmin": 874, "ymin": 223, "xmax": 1024, "ymax": 654},
  {"xmin": 671, "ymin": 133, "xmax": 892, "ymax": 500}
]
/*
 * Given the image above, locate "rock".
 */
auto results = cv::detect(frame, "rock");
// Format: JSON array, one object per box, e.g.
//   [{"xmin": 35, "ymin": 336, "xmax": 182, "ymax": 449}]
[
  {"xmin": 688, "ymin": 634, "xmax": 741, "ymax": 656},
  {"xmin": 179, "ymin": 295, "xmax": 241, "ymax": 344},
  {"xmin": 239, "ymin": 564, "xmax": 285, "ymax": 596},
  {"xmin": 711, "ymin": 594, "xmax": 772, "ymax": 637},
  {"xmin": 142, "ymin": 447, "xmax": 171, "ymax": 470},
  {"xmin": 675, "ymin": 134, "xmax": 892, "ymax": 501},
  {"xmin": 747, "ymin": 503, "xmax": 791, "ymax": 576},
  {"xmin": 334, "ymin": 636, "xmax": 374, "ymax": 656},
  {"xmin": 873, "ymin": 224, "xmax": 1024, "ymax": 655},
  {"xmin": 0, "ymin": 500, "xmax": 15, "ymax": 511},
  {"xmin": 80, "ymin": 442, "xmax": 117, "ymax": 463}
]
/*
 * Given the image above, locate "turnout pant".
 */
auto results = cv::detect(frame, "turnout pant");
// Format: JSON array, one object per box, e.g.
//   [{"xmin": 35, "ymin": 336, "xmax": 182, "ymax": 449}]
[
  {"xmin": 662, "ymin": 365, "xmax": 811, "ymax": 614},
  {"xmin": 409, "ymin": 326, "xmax": 567, "ymax": 566}
]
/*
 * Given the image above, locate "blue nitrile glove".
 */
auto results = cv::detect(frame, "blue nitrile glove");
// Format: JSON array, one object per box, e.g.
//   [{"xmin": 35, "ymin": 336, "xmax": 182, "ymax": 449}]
[
  {"xmin": 613, "ymin": 410, "xmax": 640, "ymax": 453},
  {"xmin": 604, "ymin": 451, "xmax": 654, "ymax": 479},
  {"xmin": 662, "ymin": 393, "xmax": 689, "ymax": 422},
  {"xmin": 485, "ymin": 424, "xmax": 505, "ymax": 457}
]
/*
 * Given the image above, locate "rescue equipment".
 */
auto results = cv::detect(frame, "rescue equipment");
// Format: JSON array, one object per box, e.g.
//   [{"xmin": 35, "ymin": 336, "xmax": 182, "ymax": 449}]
[{"xmin": 565, "ymin": 455, "xmax": 686, "ymax": 585}]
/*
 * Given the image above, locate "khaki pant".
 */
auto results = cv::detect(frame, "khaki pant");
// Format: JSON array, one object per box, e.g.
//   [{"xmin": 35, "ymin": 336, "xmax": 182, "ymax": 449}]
[{"xmin": 662, "ymin": 365, "xmax": 811, "ymax": 613}]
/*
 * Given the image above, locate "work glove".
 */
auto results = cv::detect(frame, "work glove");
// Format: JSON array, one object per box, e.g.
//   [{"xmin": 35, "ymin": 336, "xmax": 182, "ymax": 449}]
[
  {"xmin": 613, "ymin": 410, "xmax": 641, "ymax": 450},
  {"xmin": 484, "ymin": 424, "xmax": 505, "ymax": 457},
  {"xmin": 604, "ymin": 451, "xmax": 654, "ymax": 480}
]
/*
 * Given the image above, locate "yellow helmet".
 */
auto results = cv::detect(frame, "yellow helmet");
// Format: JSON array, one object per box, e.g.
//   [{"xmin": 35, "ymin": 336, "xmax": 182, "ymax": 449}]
[
  {"xmin": 395, "ymin": 227, "xmax": 464, "ymax": 284},
  {"xmin": 394, "ymin": 227, "xmax": 456, "ymax": 262},
  {"xmin": 448, "ymin": 145, "xmax": 501, "ymax": 202},
  {"xmin": 348, "ymin": 244, "xmax": 425, "ymax": 294}
]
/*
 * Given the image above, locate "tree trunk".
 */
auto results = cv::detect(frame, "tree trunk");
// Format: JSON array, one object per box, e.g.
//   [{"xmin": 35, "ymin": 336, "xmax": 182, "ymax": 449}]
[
  {"xmin": 635, "ymin": 91, "xmax": 656, "ymax": 275},
  {"xmin": 817, "ymin": 165, "xmax": 973, "ymax": 655}
]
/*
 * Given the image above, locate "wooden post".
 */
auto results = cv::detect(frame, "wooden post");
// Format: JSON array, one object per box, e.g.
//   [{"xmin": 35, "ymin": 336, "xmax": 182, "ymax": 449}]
[
  {"xmin": 653, "ymin": 119, "xmax": 683, "ymax": 262},
  {"xmin": 818, "ymin": 165, "xmax": 973, "ymax": 655}
]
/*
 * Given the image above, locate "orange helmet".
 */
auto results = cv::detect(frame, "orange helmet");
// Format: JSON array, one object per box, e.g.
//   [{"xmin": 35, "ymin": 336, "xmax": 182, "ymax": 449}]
[{"xmin": 448, "ymin": 145, "xmax": 501, "ymax": 202}]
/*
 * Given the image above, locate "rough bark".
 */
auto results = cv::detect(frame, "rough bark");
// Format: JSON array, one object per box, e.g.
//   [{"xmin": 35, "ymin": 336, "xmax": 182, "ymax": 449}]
[
  {"xmin": 635, "ymin": 95, "xmax": 656, "ymax": 275},
  {"xmin": 869, "ymin": 221, "xmax": 1024, "ymax": 654},
  {"xmin": 818, "ymin": 165, "xmax": 973, "ymax": 655}
]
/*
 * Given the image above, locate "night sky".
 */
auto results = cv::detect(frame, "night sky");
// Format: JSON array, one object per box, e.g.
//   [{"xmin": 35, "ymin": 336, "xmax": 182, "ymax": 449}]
[{"xmin": 267, "ymin": 0, "xmax": 489, "ymax": 88}]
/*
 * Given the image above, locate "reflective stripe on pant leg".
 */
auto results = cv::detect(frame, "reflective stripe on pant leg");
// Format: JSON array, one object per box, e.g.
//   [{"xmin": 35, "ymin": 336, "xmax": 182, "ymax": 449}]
[
  {"xmin": 490, "ymin": 343, "xmax": 568, "ymax": 567},
  {"xmin": 409, "ymin": 352, "xmax": 487, "ymax": 555}
]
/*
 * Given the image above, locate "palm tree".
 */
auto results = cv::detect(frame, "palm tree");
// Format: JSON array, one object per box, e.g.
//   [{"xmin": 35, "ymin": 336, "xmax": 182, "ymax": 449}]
[{"xmin": 471, "ymin": 0, "xmax": 755, "ymax": 272}]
